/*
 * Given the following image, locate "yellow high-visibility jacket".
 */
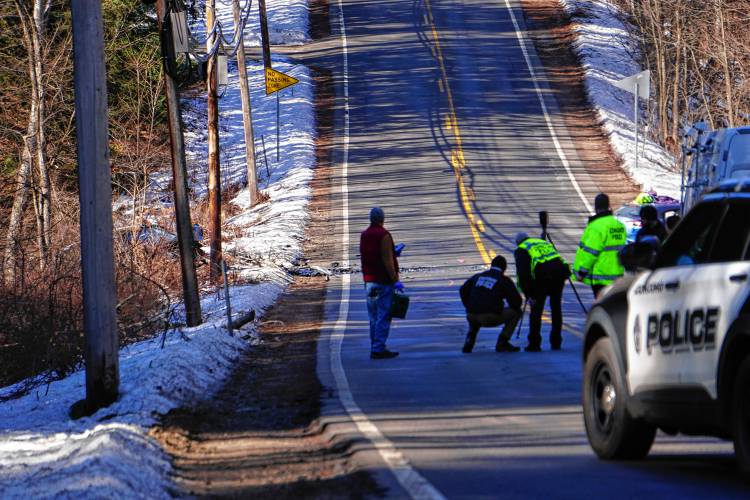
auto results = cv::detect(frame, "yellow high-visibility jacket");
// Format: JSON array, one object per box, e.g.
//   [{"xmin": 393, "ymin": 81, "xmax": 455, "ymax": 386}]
[
  {"xmin": 573, "ymin": 212, "xmax": 626, "ymax": 286},
  {"xmin": 517, "ymin": 238, "xmax": 565, "ymax": 279}
]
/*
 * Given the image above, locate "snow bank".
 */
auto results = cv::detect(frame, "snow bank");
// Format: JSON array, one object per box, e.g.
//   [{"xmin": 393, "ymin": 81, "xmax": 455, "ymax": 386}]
[
  {"xmin": 560, "ymin": 0, "xmax": 680, "ymax": 199},
  {"xmin": 0, "ymin": 312, "xmax": 257, "ymax": 499},
  {"xmin": 189, "ymin": 0, "xmax": 310, "ymax": 46},
  {"xmin": 1, "ymin": 4, "xmax": 315, "ymax": 498}
]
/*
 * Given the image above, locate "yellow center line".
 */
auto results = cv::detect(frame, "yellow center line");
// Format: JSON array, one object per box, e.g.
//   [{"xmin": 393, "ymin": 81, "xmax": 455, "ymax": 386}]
[
  {"xmin": 424, "ymin": 3, "xmax": 586, "ymax": 340},
  {"xmin": 424, "ymin": 0, "xmax": 491, "ymax": 266},
  {"xmin": 541, "ymin": 312, "xmax": 584, "ymax": 338}
]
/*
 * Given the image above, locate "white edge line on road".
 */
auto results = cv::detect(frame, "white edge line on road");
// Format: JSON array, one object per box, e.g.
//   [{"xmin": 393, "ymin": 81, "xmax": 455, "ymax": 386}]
[
  {"xmin": 502, "ymin": 0, "xmax": 594, "ymax": 216},
  {"xmin": 331, "ymin": 3, "xmax": 447, "ymax": 499}
]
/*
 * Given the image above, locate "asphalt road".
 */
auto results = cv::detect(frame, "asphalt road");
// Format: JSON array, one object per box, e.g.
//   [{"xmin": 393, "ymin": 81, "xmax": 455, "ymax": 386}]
[{"xmin": 317, "ymin": 0, "xmax": 750, "ymax": 497}]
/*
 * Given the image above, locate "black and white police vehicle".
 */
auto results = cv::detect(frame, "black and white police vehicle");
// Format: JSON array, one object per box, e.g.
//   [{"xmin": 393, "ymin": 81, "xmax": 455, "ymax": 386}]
[{"xmin": 582, "ymin": 178, "xmax": 750, "ymax": 476}]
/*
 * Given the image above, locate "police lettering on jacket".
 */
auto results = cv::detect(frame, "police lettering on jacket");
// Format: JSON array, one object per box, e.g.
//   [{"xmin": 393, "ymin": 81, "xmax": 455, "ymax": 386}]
[
  {"xmin": 633, "ymin": 307, "xmax": 719, "ymax": 355},
  {"xmin": 475, "ymin": 276, "xmax": 498, "ymax": 289}
]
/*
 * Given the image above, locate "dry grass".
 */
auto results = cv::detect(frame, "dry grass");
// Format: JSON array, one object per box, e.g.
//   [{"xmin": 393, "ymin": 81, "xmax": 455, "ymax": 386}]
[{"xmin": 0, "ymin": 202, "xmax": 185, "ymax": 398}]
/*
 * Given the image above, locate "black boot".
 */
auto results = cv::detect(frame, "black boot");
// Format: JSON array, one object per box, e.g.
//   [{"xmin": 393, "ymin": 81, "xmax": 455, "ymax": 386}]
[
  {"xmin": 495, "ymin": 340, "xmax": 520, "ymax": 352},
  {"xmin": 551, "ymin": 332, "xmax": 562, "ymax": 350}
]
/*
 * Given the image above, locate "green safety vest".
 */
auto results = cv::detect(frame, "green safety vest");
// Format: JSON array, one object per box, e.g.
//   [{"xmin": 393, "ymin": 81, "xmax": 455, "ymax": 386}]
[
  {"xmin": 573, "ymin": 214, "xmax": 626, "ymax": 286},
  {"xmin": 517, "ymin": 238, "xmax": 565, "ymax": 279}
]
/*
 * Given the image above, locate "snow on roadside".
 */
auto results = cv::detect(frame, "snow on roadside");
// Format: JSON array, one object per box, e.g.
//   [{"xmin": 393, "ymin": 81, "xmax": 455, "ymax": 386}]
[
  {"xmin": 188, "ymin": 0, "xmax": 310, "ymax": 47},
  {"xmin": 0, "ymin": 5, "xmax": 315, "ymax": 499},
  {"xmin": 560, "ymin": 0, "xmax": 680, "ymax": 199}
]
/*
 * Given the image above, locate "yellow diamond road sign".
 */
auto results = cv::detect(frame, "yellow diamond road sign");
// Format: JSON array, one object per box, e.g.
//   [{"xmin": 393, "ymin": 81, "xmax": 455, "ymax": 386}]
[{"xmin": 265, "ymin": 67, "xmax": 299, "ymax": 95}]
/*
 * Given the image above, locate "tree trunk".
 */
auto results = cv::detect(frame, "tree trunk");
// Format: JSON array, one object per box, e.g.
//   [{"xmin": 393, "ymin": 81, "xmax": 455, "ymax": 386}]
[
  {"xmin": 670, "ymin": 7, "xmax": 682, "ymax": 147},
  {"xmin": 716, "ymin": 0, "xmax": 734, "ymax": 127},
  {"xmin": 690, "ymin": 48, "xmax": 715, "ymax": 129},
  {"xmin": 12, "ymin": 0, "xmax": 51, "ymax": 270},
  {"xmin": 4, "ymin": 129, "xmax": 35, "ymax": 286},
  {"xmin": 5, "ymin": 0, "xmax": 44, "ymax": 283},
  {"xmin": 33, "ymin": 0, "xmax": 52, "ymax": 265}
]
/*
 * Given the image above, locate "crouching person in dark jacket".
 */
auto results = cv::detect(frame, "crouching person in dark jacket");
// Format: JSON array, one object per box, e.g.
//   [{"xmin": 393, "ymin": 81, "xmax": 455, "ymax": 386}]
[{"xmin": 459, "ymin": 255, "xmax": 522, "ymax": 353}]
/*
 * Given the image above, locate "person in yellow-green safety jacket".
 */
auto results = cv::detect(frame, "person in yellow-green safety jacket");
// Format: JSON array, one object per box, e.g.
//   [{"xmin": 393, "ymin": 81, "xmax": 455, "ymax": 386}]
[
  {"xmin": 573, "ymin": 193, "xmax": 627, "ymax": 298},
  {"xmin": 515, "ymin": 232, "xmax": 570, "ymax": 351}
]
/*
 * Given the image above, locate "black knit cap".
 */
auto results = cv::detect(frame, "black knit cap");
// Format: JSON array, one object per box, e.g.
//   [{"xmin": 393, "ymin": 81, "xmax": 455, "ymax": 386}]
[
  {"xmin": 639, "ymin": 204, "xmax": 657, "ymax": 221},
  {"xmin": 491, "ymin": 255, "xmax": 507, "ymax": 271},
  {"xmin": 594, "ymin": 193, "xmax": 610, "ymax": 211}
]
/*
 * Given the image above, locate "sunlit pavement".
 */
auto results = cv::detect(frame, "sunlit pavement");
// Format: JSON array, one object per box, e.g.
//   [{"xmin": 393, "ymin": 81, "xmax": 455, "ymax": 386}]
[{"xmin": 317, "ymin": 0, "xmax": 748, "ymax": 497}]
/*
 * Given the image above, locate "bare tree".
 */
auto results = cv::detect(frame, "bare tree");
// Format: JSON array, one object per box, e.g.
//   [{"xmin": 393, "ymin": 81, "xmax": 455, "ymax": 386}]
[
  {"xmin": 5, "ymin": 0, "xmax": 53, "ymax": 283},
  {"xmin": 613, "ymin": 0, "xmax": 750, "ymax": 153}
]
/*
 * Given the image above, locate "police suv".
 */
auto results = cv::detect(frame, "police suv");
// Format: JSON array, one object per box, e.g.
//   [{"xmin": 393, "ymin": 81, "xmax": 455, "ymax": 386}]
[{"xmin": 582, "ymin": 179, "xmax": 750, "ymax": 475}]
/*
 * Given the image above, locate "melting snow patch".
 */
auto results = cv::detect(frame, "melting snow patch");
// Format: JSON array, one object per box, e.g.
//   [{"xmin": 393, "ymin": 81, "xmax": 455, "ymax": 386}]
[{"xmin": 560, "ymin": 0, "xmax": 680, "ymax": 198}]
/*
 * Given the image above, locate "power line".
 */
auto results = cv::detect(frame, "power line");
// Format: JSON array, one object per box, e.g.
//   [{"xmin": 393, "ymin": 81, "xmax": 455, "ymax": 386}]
[{"xmin": 167, "ymin": 0, "xmax": 253, "ymax": 63}]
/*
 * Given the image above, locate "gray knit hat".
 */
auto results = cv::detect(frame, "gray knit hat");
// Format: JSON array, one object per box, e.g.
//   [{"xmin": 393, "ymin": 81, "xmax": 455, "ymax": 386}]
[
  {"xmin": 514, "ymin": 231, "xmax": 529, "ymax": 245},
  {"xmin": 370, "ymin": 207, "xmax": 385, "ymax": 224}
]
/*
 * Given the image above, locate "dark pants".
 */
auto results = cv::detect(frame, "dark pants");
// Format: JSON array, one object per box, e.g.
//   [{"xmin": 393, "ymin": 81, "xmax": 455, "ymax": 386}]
[
  {"xmin": 464, "ymin": 309, "xmax": 521, "ymax": 351},
  {"xmin": 528, "ymin": 275, "xmax": 566, "ymax": 348}
]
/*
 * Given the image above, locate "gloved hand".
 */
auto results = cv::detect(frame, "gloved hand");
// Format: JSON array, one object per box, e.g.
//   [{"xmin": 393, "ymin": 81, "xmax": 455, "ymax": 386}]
[
  {"xmin": 575, "ymin": 269, "xmax": 588, "ymax": 281},
  {"xmin": 394, "ymin": 243, "xmax": 405, "ymax": 256},
  {"xmin": 394, "ymin": 281, "xmax": 405, "ymax": 291}
]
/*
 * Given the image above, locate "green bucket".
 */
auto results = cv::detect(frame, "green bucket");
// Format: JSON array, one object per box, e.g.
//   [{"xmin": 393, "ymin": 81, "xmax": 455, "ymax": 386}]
[{"xmin": 390, "ymin": 291, "xmax": 410, "ymax": 319}]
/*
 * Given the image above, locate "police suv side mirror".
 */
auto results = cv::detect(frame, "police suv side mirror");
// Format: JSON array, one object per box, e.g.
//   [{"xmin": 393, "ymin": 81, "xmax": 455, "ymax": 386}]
[{"xmin": 619, "ymin": 237, "xmax": 659, "ymax": 272}]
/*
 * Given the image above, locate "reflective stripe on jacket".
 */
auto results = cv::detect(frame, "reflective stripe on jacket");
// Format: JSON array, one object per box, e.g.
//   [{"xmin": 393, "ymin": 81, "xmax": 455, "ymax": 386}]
[
  {"xmin": 517, "ymin": 238, "xmax": 565, "ymax": 279},
  {"xmin": 573, "ymin": 213, "xmax": 626, "ymax": 286}
]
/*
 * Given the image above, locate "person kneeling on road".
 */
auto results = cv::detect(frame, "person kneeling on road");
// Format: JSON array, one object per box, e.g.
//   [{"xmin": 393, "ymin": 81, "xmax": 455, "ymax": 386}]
[
  {"xmin": 459, "ymin": 255, "xmax": 522, "ymax": 354},
  {"xmin": 514, "ymin": 232, "xmax": 570, "ymax": 352}
]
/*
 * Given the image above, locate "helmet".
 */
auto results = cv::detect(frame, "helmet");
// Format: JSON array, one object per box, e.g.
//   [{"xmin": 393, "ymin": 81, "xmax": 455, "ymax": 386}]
[{"xmin": 635, "ymin": 192, "xmax": 654, "ymax": 205}]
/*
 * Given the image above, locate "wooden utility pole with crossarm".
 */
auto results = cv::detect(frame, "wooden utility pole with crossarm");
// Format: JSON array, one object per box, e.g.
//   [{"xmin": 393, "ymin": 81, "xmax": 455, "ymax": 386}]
[{"xmin": 157, "ymin": 0, "xmax": 203, "ymax": 326}]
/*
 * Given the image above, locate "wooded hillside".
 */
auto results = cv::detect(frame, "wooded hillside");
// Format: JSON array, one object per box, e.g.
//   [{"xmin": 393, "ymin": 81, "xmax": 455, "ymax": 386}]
[
  {"xmin": 613, "ymin": 0, "xmax": 750, "ymax": 151},
  {"xmin": 0, "ymin": 0, "xmax": 175, "ymax": 392}
]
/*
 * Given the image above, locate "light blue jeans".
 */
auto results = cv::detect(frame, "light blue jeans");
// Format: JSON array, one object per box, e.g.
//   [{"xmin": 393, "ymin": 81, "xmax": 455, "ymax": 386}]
[{"xmin": 365, "ymin": 282, "xmax": 394, "ymax": 353}]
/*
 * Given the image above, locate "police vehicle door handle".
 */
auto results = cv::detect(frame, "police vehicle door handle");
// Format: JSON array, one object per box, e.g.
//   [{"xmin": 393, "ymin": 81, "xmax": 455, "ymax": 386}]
[
  {"xmin": 664, "ymin": 281, "xmax": 680, "ymax": 290},
  {"xmin": 730, "ymin": 273, "xmax": 748, "ymax": 283}
]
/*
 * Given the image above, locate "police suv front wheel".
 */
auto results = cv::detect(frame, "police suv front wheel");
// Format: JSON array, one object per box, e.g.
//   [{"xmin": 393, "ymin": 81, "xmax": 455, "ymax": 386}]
[
  {"xmin": 583, "ymin": 337, "xmax": 655, "ymax": 459},
  {"xmin": 732, "ymin": 355, "xmax": 750, "ymax": 477}
]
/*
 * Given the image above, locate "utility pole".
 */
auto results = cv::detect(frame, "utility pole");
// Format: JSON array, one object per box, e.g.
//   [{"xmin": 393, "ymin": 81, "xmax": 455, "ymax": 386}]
[
  {"xmin": 206, "ymin": 0, "xmax": 223, "ymax": 282},
  {"xmin": 70, "ymin": 0, "xmax": 119, "ymax": 411},
  {"xmin": 234, "ymin": 0, "xmax": 260, "ymax": 206},
  {"xmin": 157, "ymin": 0, "xmax": 202, "ymax": 326},
  {"xmin": 258, "ymin": 0, "xmax": 272, "ymax": 70}
]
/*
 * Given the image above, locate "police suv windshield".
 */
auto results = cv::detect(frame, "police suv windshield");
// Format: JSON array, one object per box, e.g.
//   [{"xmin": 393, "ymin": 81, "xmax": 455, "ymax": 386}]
[
  {"xmin": 728, "ymin": 134, "xmax": 750, "ymax": 179},
  {"xmin": 655, "ymin": 202, "xmax": 724, "ymax": 267},
  {"xmin": 615, "ymin": 205, "xmax": 640, "ymax": 219}
]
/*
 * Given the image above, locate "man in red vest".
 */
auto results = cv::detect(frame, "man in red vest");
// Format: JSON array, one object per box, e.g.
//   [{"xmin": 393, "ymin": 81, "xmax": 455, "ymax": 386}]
[{"xmin": 360, "ymin": 207, "xmax": 403, "ymax": 359}]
